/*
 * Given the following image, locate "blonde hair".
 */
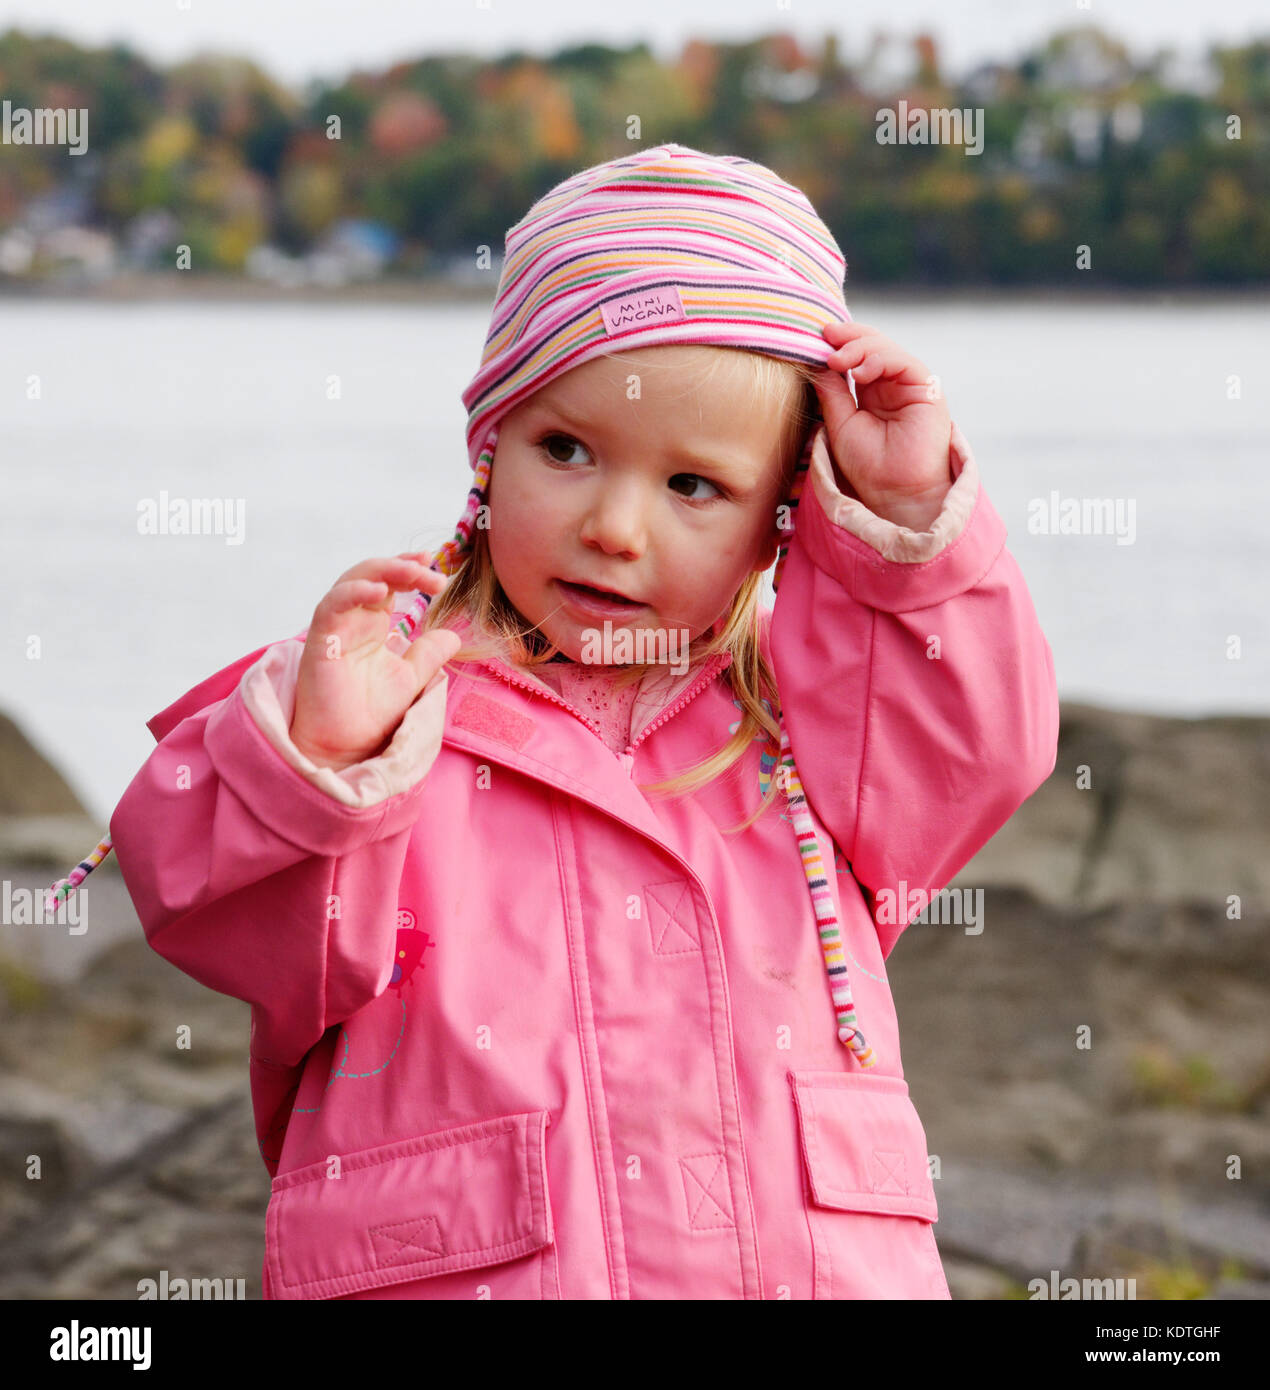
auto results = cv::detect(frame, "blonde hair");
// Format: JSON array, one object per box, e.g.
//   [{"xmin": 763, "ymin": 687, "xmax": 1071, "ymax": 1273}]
[{"xmin": 418, "ymin": 347, "xmax": 822, "ymax": 833}]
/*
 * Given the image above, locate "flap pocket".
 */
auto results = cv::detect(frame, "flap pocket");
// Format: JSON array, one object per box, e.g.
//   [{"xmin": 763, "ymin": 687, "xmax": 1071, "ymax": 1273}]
[
  {"xmin": 789, "ymin": 1071, "xmax": 938, "ymax": 1223},
  {"xmin": 266, "ymin": 1110, "xmax": 553, "ymax": 1300}
]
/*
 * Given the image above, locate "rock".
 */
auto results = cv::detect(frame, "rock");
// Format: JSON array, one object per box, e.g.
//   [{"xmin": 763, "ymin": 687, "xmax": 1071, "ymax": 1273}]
[
  {"xmin": 896, "ymin": 891, "xmax": 1270, "ymax": 1196},
  {"xmin": 0, "ymin": 1076, "xmax": 95, "ymax": 1197},
  {"xmin": 933, "ymin": 1160, "xmax": 1087, "ymax": 1277},
  {"xmin": 60, "ymin": 1095, "xmax": 187, "ymax": 1169},
  {"xmin": 0, "ymin": 860, "xmax": 135, "ymax": 988},
  {"xmin": 0, "ymin": 1074, "xmax": 188, "ymax": 1209},
  {"xmin": 0, "ymin": 712, "xmax": 90, "ymax": 817},
  {"xmin": 122, "ymin": 1054, "xmax": 245, "ymax": 1111},
  {"xmin": 1072, "ymin": 1217, "xmax": 1227, "ymax": 1288},
  {"xmin": 41, "ymin": 1206, "xmax": 263, "ymax": 1301},
  {"xmin": 939, "ymin": 1255, "xmax": 1024, "ymax": 1300},
  {"xmin": 1203, "ymin": 1278, "xmax": 1270, "ymax": 1299},
  {"xmin": 987, "ymin": 1079, "xmax": 1100, "ymax": 1168},
  {"xmin": 957, "ymin": 702, "xmax": 1270, "ymax": 912},
  {"xmin": 933, "ymin": 1158, "xmax": 1270, "ymax": 1286},
  {"xmin": 0, "ymin": 1093, "xmax": 267, "ymax": 1299},
  {"xmin": 0, "ymin": 813, "xmax": 117, "ymax": 867},
  {"xmin": 147, "ymin": 1090, "xmax": 273, "ymax": 1214},
  {"xmin": 1082, "ymin": 1111, "xmax": 1270, "ymax": 1189}
]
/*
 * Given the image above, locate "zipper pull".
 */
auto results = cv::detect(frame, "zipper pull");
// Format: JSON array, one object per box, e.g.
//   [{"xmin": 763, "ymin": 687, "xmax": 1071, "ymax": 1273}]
[{"xmin": 619, "ymin": 750, "xmax": 636, "ymax": 776}]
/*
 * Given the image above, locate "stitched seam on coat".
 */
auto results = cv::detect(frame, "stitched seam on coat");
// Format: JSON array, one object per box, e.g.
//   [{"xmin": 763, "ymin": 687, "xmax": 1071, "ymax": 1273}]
[
  {"xmin": 876, "ymin": 518, "xmax": 1009, "ymax": 615},
  {"xmin": 274, "ymin": 1119, "xmax": 517, "ymax": 1189},
  {"xmin": 871, "ymin": 1148, "xmax": 907, "ymax": 1194},
  {"xmin": 849, "ymin": 607, "xmax": 878, "ymax": 875},
  {"xmin": 680, "ymin": 1151, "xmax": 733, "ymax": 1229},
  {"xmin": 551, "ymin": 795, "xmax": 628, "ymax": 1300},
  {"xmin": 445, "ymin": 728, "xmax": 615, "ymax": 802},
  {"xmin": 803, "ymin": 1087, "xmax": 832, "ymax": 1297},
  {"xmin": 283, "ymin": 1232, "xmax": 539, "ymax": 1290},
  {"xmin": 801, "ymin": 1182, "xmax": 820, "ymax": 1300},
  {"xmin": 524, "ymin": 1100, "xmax": 546, "ymax": 1274},
  {"xmin": 645, "ymin": 879, "xmax": 701, "ymax": 955},
  {"xmin": 369, "ymin": 1215, "xmax": 444, "ymax": 1262},
  {"xmin": 318, "ymin": 854, "xmax": 337, "ymax": 1046},
  {"xmin": 687, "ymin": 881, "xmax": 758, "ymax": 1293},
  {"xmin": 539, "ymin": 1237, "xmax": 555, "ymax": 1298}
]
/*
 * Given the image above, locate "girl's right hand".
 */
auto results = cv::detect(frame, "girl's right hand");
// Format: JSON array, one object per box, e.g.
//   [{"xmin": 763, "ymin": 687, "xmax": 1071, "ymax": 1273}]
[{"xmin": 290, "ymin": 553, "xmax": 463, "ymax": 771}]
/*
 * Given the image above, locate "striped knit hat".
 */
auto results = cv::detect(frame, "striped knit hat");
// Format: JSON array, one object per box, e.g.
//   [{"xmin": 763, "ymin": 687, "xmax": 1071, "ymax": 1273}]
[{"xmin": 50, "ymin": 142, "xmax": 876, "ymax": 1068}]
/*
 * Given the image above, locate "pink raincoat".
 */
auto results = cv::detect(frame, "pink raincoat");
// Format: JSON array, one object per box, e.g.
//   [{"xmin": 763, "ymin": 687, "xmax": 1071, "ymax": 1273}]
[{"xmin": 109, "ymin": 425, "xmax": 1058, "ymax": 1299}]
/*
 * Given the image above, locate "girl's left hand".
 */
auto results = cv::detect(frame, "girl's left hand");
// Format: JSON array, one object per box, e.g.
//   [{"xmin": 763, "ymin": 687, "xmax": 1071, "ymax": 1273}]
[{"xmin": 814, "ymin": 320, "xmax": 953, "ymax": 532}]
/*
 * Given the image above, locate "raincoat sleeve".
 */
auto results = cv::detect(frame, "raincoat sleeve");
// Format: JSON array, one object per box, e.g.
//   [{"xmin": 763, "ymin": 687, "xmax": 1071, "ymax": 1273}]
[
  {"xmin": 110, "ymin": 631, "xmax": 449, "ymax": 1069},
  {"xmin": 769, "ymin": 423, "xmax": 1059, "ymax": 960}
]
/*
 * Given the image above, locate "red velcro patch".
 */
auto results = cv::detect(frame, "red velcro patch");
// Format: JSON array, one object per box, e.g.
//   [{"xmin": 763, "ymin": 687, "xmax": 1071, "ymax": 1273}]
[{"xmin": 452, "ymin": 692, "xmax": 535, "ymax": 750}]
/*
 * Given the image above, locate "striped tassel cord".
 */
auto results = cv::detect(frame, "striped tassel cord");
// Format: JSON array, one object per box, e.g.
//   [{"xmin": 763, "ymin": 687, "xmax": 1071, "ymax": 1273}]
[
  {"xmin": 394, "ymin": 437, "xmax": 496, "ymax": 646},
  {"xmin": 46, "ymin": 835, "xmax": 113, "ymax": 912},
  {"xmin": 778, "ymin": 725, "xmax": 876, "ymax": 1068},
  {"xmin": 770, "ymin": 425, "xmax": 876, "ymax": 1065}
]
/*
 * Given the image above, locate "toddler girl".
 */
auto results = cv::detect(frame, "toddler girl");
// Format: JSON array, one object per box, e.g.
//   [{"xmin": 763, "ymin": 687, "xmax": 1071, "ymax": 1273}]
[{"xmin": 53, "ymin": 143, "xmax": 1058, "ymax": 1299}]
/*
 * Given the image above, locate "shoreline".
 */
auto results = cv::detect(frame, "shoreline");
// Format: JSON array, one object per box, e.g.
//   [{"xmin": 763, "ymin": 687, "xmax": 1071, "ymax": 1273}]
[{"xmin": 3, "ymin": 272, "xmax": 1268, "ymax": 306}]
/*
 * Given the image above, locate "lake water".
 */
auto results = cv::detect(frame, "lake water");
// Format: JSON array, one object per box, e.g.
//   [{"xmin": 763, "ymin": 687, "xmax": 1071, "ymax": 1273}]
[{"xmin": 2, "ymin": 295, "xmax": 1267, "ymax": 824}]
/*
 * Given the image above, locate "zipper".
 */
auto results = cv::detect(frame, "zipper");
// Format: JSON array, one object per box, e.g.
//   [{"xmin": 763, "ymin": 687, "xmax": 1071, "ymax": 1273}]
[
  {"xmin": 473, "ymin": 651, "xmax": 733, "ymax": 766},
  {"xmin": 623, "ymin": 652, "xmax": 733, "ymax": 756},
  {"xmin": 474, "ymin": 660, "xmax": 609, "ymax": 743}
]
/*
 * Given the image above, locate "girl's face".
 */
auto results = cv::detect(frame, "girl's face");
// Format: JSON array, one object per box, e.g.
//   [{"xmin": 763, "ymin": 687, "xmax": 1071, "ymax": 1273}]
[{"xmin": 487, "ymin": 348, "xmax": 796, "ymax": 663}]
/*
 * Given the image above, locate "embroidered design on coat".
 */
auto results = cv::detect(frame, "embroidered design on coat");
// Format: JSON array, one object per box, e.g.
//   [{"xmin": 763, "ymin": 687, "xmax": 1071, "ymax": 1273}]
[
  {"xmin": 291, "ymin": 908, "xmax": 434, "ymax": 1117},
  {"xmin": 391, "ymin": 909, "xmax": 436, "ymax": 993}
]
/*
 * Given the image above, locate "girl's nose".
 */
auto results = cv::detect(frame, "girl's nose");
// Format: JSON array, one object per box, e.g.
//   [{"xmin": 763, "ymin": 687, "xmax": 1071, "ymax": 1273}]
[{"xmin": 578, "ymin": 484, "xmax": 649, "ymax": 558}]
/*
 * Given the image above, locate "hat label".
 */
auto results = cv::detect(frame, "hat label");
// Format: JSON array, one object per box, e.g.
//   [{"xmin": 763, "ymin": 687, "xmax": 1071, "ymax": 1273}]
[{"xmin": 599, "ymin": 285, "xmax": 686, "ymax": 336}]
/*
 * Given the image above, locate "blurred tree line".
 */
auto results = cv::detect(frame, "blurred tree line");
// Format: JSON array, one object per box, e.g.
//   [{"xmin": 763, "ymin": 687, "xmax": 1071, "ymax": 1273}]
[{"xmin": 0, "ymin": 23, "xmax": 1266, "ymax": 283}]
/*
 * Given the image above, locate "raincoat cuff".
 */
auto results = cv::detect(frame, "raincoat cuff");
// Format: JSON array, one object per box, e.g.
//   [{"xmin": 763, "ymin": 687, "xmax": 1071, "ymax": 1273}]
[
  {"xmin": 237, "ymin": 640, "xmax": 447, "ymax": 808},
  {"xmin": 793, "ymin": 423, "xmax": 1008, "ymax": 612},
  {"xmin": 807, "ymin": 422, "xmax": 979, "ymax": 563}
]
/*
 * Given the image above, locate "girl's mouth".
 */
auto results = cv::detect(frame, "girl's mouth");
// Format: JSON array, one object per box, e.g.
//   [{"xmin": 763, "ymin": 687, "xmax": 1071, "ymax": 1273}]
[{"xmin": 555, "ymin": 579, "xmax": 649, "ymax": 618}]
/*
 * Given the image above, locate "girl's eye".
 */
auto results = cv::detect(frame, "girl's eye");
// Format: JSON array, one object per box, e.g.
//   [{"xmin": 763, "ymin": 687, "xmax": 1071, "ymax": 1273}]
[
  {"xmin": 668, "ymin": 474, "xmax": 722, "ymax": 504},
  {"xmin": 536, "ymin": 433, "xmax": 723, "ymax": 505},
  {"xmin": 537, "ymin": 433, "xmax": 591, "ymax": 465}
]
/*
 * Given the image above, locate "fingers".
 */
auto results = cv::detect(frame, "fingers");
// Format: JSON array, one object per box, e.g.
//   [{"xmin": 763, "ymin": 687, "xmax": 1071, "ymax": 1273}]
[
  {"xmin": 324, "ymin": 578, "xmax": 390, "ymax": 615},
  {"xmin": 334, "ymin": 552, "xmax": 450, "ymax": 592},
  {"xmin": 822, "ymin": 320, "xmax": 929, "ymax": 378},
  {"xmin": 312, "ymin": 554, "xmax": 450, "ymax": 645},
  {"xmin": 825, "ymin": 333, "xmax": 906, "ymax": 380},
  {"xmin": 821, "ymin": 318, "xmax": 865, "ymax": 344},
  {"xmin": 823, "ymin": 328, "xmax": 931, "ymax": 390},
  {"xmin": 400, "ymin": 627, "xmax": 463, "ymax": 686},
  {"xmin": 812, "ymin": 367, "xmax": 859, "ymax": 425}
]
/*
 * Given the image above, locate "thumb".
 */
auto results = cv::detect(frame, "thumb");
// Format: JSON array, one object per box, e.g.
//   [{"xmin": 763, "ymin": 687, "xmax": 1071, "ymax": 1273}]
[
  {"xmin": 815, "ymin": 368, "xmax": 859, "ymax": 436},
  {"xmin": 402, "ymin": 627, "xmax": 462, "ymax": 692}
]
